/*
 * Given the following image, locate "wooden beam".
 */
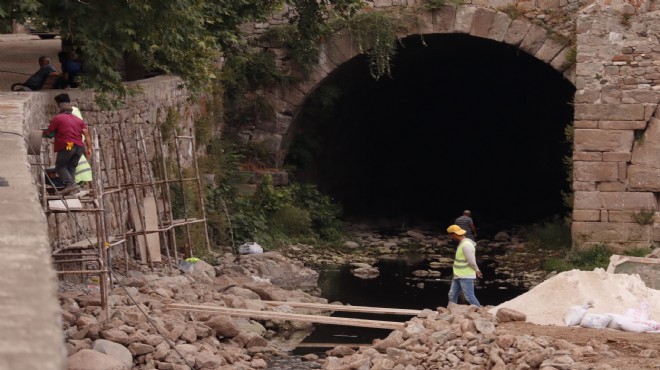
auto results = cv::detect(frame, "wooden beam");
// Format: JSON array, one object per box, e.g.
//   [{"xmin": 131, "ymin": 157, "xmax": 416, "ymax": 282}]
[
  {"xmin": 261, "ymin": 300, "xmax": 422, "ymax": 316},
  {"xmin": 167, "ymin": 304, "xmax": 405, "ymax": 330}
]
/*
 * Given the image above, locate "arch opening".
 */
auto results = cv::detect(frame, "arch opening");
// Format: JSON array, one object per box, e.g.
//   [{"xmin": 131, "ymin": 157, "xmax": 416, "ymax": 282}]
[{"xmin": 285, "ymin": 33, "xmax": 576, "ymax": 233}]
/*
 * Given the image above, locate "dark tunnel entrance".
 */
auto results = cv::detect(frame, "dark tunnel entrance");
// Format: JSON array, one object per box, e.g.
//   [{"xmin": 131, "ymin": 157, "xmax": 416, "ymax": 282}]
[{"xmin": 284, "ymin": 33, "xmax": 576, "ymax": 234}]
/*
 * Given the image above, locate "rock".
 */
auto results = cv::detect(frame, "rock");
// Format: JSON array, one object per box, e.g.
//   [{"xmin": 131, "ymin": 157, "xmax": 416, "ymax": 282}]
[
  {"xmin": 191, "ymin": 260, "xmax": 216, "ymax": 279},
  {"xmin": 406, "ymin": 230, "xmax": 426, "ymax": 240},
  {"xmin": 93, "ymin": 339, "xmax": 133, "ymax": 368},
  {"xmin": 205, "ymin": 316, "xmax": 240, "ymax": 338},
  {"xmin": 496, "ymin": 308, "xmax": 527, "ymax": 322},
  {"xmin": 128, "ymin": 342, "xmax": 155, "ymax": 356},
  {"xmin": 343, "ymin": 241, "xmax": 360, "ymax": 248},
  {"xmin": 474, "ymin": 318, "xmax": 496, "ymax": 334},
  {"xmin": 68, "ymin": 349, "xmax": 129, "ymax": 370},
  {"xmin": 351, "ymin": 266, "xmax": 380, "ymax": 279},
  {"xmin": 100, "ymin": 328, "xmax": 130, "ymax": 345},
  {"xmin": 494, "ymin": 231, "xmax": 511, "ymax": 241}
]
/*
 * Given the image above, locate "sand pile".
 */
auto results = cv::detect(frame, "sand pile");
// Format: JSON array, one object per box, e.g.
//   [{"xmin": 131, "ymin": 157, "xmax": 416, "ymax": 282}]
[{"xmin": 490, "ymin": 269, "xmax": 660, "ymax": 326}]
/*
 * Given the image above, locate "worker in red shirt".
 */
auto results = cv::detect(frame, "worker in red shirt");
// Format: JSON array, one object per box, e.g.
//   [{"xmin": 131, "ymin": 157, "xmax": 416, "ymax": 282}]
[{"xmin": 43, "ymin": 102, "xmax": 92, "ymax": 195}]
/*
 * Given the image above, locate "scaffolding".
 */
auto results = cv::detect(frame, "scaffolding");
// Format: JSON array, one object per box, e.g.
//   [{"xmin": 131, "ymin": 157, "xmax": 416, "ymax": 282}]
[{"xmin": 33, "ymin": 124, "xmax": 210, "ymax": 318}]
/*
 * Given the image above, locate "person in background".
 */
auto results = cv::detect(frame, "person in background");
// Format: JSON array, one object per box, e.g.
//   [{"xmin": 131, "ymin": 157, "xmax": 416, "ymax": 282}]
[
  {"xmin": 54, "ymin": 51, "xmax": 82, "ymax": 89},
  {"xmin": 11, "ymin": 56, "xmax": 59, "ymax": 91},
  {"xmin": 54, "ymin": 93, "xmax": 92, "ymax": 184},
  {"xmin": 455, "ymin": 210, "xmax": 477, "ymax": 241},
  {"xmin": 447, "ymin": 224, "xmax": 482, "ymax": 307},
  {"xmin": 43, "ymin": 102, "xmax": 92, "ymax": 195}
]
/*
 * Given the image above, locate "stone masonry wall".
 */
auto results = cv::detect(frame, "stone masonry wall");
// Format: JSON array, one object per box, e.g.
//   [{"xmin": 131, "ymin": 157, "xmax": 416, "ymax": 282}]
[{"xmin": 573, "ymin": 1, "xmax": 660, "ymax": 251}]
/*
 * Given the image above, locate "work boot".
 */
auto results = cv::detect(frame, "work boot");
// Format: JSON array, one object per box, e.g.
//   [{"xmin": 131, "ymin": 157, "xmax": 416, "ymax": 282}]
[{"xmin": 60, "ymin": 184, "xmax": 78, "ymax": 196}]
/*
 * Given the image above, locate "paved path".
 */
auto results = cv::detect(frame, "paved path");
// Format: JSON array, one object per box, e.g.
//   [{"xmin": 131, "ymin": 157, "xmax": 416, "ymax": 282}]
[{"xmin": 0, "ymin": 34, "xmax": 61, "ymax": 91}]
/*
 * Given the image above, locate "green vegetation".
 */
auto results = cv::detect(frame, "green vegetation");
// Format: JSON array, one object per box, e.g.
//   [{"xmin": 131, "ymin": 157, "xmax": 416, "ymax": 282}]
[
  {"xmin": 346, "ymin": 11, "xmax": 400, "ymax": 79},
  {"xmin": 564, "ymin": 47, "xmax": 577, "ymax": 68},
  {"xmin": 543, "ymin": 244, "xmax": 613, "ymax": 272},
  {"xmin": 632, "ymin": 207, "xmax": 656, "ymax": 226},
  {"xmin": 499, "ymin": 5, "xmax": 523, "ymax": 20},
  {"xmin": 0, "ymin": 0, "xmax": 361, "ymax": 103}
]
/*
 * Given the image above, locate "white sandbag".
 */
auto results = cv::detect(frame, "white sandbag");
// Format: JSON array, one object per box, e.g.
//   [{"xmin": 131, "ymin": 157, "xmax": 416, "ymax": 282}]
[
  {"xmin": 624, "ymin": 302, "xmax": 650, "ymax": 321},
  {"xmin": 605, "ymin": 313, "xmax": 629, "ymax": 330},
  {"xmin": 239, "ymin": 242, "xmax": 263, "ymax": 255},
  {"xmin": 564, "ymin": 301, "xmax": 594, "ymax": 326},
  {"xmin": 579, "ymin": 313, "xmax": 612, "ymax": 329},
  {"xmin": 617, "ymin": 316, "xmax": 660, "ymax": 333}
]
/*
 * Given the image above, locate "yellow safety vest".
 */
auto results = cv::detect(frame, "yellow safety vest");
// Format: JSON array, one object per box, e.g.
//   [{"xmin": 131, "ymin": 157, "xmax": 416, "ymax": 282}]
[
  {"xmin": 453, "ymin": 239, "xmax": 477, "ymax": 278},
  {"xmin": 75, "ymin": 155, "xmax": 92, "ymax": 183}
]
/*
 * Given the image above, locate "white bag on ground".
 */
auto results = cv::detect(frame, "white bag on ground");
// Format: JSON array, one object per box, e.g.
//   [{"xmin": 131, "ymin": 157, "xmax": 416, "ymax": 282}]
[
  {"xmin": 564, "ymin": 301, "xmax": 594, "ymax": 326},
  {"xmin": 617, "ymin": 316, "xmax": 660, "ymax": 333},
  {"xmin": 239, "ymin": 242, "xmax": 263, "ymax": 255},
  {"xmin": 605, "ymin": 313, "xmax": 629, "ymax": 330},
  {"xmin": 579, "ymin": 313, "xmax": 612, "ymax": 329},
  {"xmin": 624, "ymin": 302, "xmax": 650, "ymax": 321}
]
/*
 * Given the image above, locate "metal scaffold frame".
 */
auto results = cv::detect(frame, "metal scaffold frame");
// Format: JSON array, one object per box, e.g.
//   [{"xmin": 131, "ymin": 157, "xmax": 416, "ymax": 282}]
[{"xmin": 34, "ymin": 124, "xmax": 211, "ymax": 317}]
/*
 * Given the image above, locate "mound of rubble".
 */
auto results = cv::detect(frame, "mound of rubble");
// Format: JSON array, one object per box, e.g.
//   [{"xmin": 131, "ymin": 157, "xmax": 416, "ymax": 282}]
[{"xmin": 320, "ymin": 304, "xmax": 617, "ymax": 370}]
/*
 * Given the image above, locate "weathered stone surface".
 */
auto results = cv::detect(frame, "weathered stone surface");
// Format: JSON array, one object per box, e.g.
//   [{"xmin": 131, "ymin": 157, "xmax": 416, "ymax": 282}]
[
  {"xmin": 535, "ymin": 39, "xmax": 565, "ymax": 63},
  {"xmin": 93, "ymin": 339, "xmax": 133, "ymax": 368},
  {"xmin": 573, "ymin": 162, "xmax": 619, "ymax": 182},
  {"xmin": 503, "ymin": 19, "xmax": 531, "ymax": 46},
  {"xmin": 602, "ymin": 152, "xmax": 631, "ymax": 161},
  {"xmin": 205, "ymin": 316, "xmax": 240, "ymax": 338},
  {"xmin": 573, "ymin": 151, "xmax": 602, "ymax": 161},
  {"xmin": 599, "ymin": 121, "xmax": 647, "ymax": 130},
  {"xmin": 433, "ymin": 5, "xmax": 456, "ymax": 33},
  {"xmin": 486, "ymin": 12, "xmax": 511, "ymax": 42},
  {"xmin": 628, "ymin": 165, "xmax": 660, "ymax": 191},
  {"xmin": 470, "ymin": 8, "xmax": 496, "ymax": 37},
  {"xmin": 519, "ymin": 24, "xmax": 547, "ymax": 55},
  {"xmin": 574, "ymin": 104, "xmax": 645, "ymax": 120},
  {"xmin": 573, "ymin": 210, "xmax": 601, "ymax": 221},
  {"xmin": 68, "ymin": 349, "xmax": 129, "ymax": 370},
  {"xmin": 454, "ymin": 6, "xmax": 477, "ymax": 34},
  {"xmin": 572, "ymin": 222, "xmax": 651, "ymax": 242},
  {"xmin": 574, "ymin": 191, "xmax": 656, "ymax": 210},
  {"xmin": 574, "ymin": 129, "xmax": 634, "ymax": 152}
]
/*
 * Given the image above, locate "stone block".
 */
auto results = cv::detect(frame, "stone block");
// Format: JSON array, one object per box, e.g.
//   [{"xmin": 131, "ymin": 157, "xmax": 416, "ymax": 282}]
[
  {"xmin": 574, "ymin": 191, "xmax": 656, "ymax": 211},
  {"xmin": 574, "ymin": 104, "xmax": 645, "ymax": 120},
  {"xmin": 573, "ymin": 210, "xmax": 601, "ymax": 221},
  {"xmin": 550, "ymin": 47, "xmax": 573, "ymax": 72},
  {"xmin": 622, "ymin": 90, "xmax": 660, "ymax": 104},
  {"xmin": 486, "ymin": 12, "xmax": 512, "ymax": 42},
  {"xmin": 535, "ymin": 39, "xmax": 564, "ymax": 63},
  {"xmin": 573, "ymin": 181, "xmax": 596, "ymax": 191},
  {"xmin": 470, "ymin": 8, "xmax": 496, "ymax": 38},
  {"xmin": 573, "ymin": 151, "xmax": 602, "ymax": 161},
  {"xmin": 602, "ymin": 152, "xmax": 631, "ymax": 161},
  {"xmin": 433, "ymin": 5, "xmax": 457, "ymax": 33},
  {"xmin": 618, "ymin": 161, "xmax": 628, "ymax": 181},
  {"xmin": 608, "ymin": 210, "xmax": 634, "ymax": 223},
  {"xmin": 574, "ymin": 120, "xmax": 598, "ymax": 128},
  {"xmin": 654, "ymin": 224, "xmax": 660, "ymax": 242},
  {"xmin": 628, "ymin": 165, "xmax": 660, "ymax": 191},
  {"xmin": 599, "ymin": 121, "xmax": 647, "ymax": 130},
  {"xmin": 326, "ymin": 30, "xmax": 357, "ymax": 66},
  {"xmin": 538, "ymin": 0, "xmax": 561, "ymax": 8},
  {"xmin": 601, "ymin": 210, "xmax": 608, "ymax": 221},
  {"xmin": 503, "ymin": 19, "xmax": 531, "ymax": 46},
  {"xmin": 577, "ymin": 222, "xmax": 650, "ymax": 243},
  {"xmin": 574, "ymin": 129, "xmax": 634, "ymax": 152},
  {"xmin": 597, "ymin": 182, "xmax": 626, "ymax": 192},
  {"xmin": 574, "ymin": 162, "xmax": 619, "ymax": 182},
  {"xmin": 575, "ymin": 89, "xmax": 600, "ymax": 104},
  {"xmin": 415, "ymin": 10, "xmax": 434, "ymax": 34},
  {"xmin": 631, "ymin": 141, "xmax": 660, "ymax": 167},
  {"xmin": 454, "ymin": 6, "xmax": 477, "ymax": 34},
  {"xmin": 519, "ymin": 24, "xmax": 547, "ymax": 56}
]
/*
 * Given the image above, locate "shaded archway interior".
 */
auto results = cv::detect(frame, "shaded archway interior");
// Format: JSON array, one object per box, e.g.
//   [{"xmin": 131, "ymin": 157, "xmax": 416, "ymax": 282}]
[{"xmin": 285, "ymin": 33, "xmax": 575, "ymax": 233}]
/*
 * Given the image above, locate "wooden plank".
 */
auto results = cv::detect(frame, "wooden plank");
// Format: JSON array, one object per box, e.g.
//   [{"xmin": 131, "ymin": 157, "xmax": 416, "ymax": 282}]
[
  {"xmin": 143, "ymin": 196, "xmax": 162, "ymax": 262},
  {"xmin": 129, "ymin": 200, "xmax": 148, "ymax": 264},
  {"xmin": 261, "ymin": 300, "xmax": 421, "ymax": 316},
  {"xmin": 167, "ymin": 304, "xmax": 405, "ymax": 330},
  {"xmin": 48, "ymin": 198, "xmax": 83, "ymax": 211}
]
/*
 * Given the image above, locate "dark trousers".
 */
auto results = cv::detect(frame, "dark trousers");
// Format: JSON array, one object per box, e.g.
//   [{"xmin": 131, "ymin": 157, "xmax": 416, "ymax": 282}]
[{"xmin": 55, "ymin": 145, "xmax": 84, "ymax": 186}]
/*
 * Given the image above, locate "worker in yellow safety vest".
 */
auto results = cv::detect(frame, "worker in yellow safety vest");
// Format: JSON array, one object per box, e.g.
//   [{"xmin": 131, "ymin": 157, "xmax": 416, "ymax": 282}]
[{"xmin": 447, "ymin": 224, "xmax": 482, "ymax": 307}]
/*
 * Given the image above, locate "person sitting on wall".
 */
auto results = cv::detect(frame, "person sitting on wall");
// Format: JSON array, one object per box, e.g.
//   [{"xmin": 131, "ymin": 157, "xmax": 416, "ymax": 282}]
[
  {"xmin": 54, "ymin": 51, "xmax": 82, "ymax": 89},
  {"xmin": 11, "ymin": 56, "xmax": 59, "ymax": 91}
]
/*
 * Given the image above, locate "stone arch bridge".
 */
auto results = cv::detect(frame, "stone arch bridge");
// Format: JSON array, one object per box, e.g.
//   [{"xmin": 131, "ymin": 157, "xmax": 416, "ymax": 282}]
[{"xmin": 241, "ymin": 0, "xmax": 660, "ymax": 250}]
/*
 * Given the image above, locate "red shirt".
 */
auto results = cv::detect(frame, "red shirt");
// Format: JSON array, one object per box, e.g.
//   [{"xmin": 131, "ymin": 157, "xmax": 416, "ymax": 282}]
[{"xmin": 46, "ymin": 112, "xmax": 87, "ymax": 152}]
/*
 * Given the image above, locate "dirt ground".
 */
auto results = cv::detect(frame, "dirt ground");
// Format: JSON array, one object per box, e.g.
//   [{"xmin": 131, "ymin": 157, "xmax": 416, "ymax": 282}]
[{"xmin": 499, "ymin": 322, "xmax": 660, "ymax": 369}]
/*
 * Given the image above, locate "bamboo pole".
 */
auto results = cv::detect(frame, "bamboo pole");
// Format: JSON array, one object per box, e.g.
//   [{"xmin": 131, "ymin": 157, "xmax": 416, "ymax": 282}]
[
  {"xmin": 188, "ymin": 134, "xmax": 211, "ymax": 252},
  {"xmin": 167, "ymin": 304, "xmax": 405, "ymax": 330},
  {"xmin": 173, "ymin": 136, "xmax": 193, "ymax": 257},
  {"xmin": 157, "ymin": 130, "xmax": 179, "ymax": 265}
]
